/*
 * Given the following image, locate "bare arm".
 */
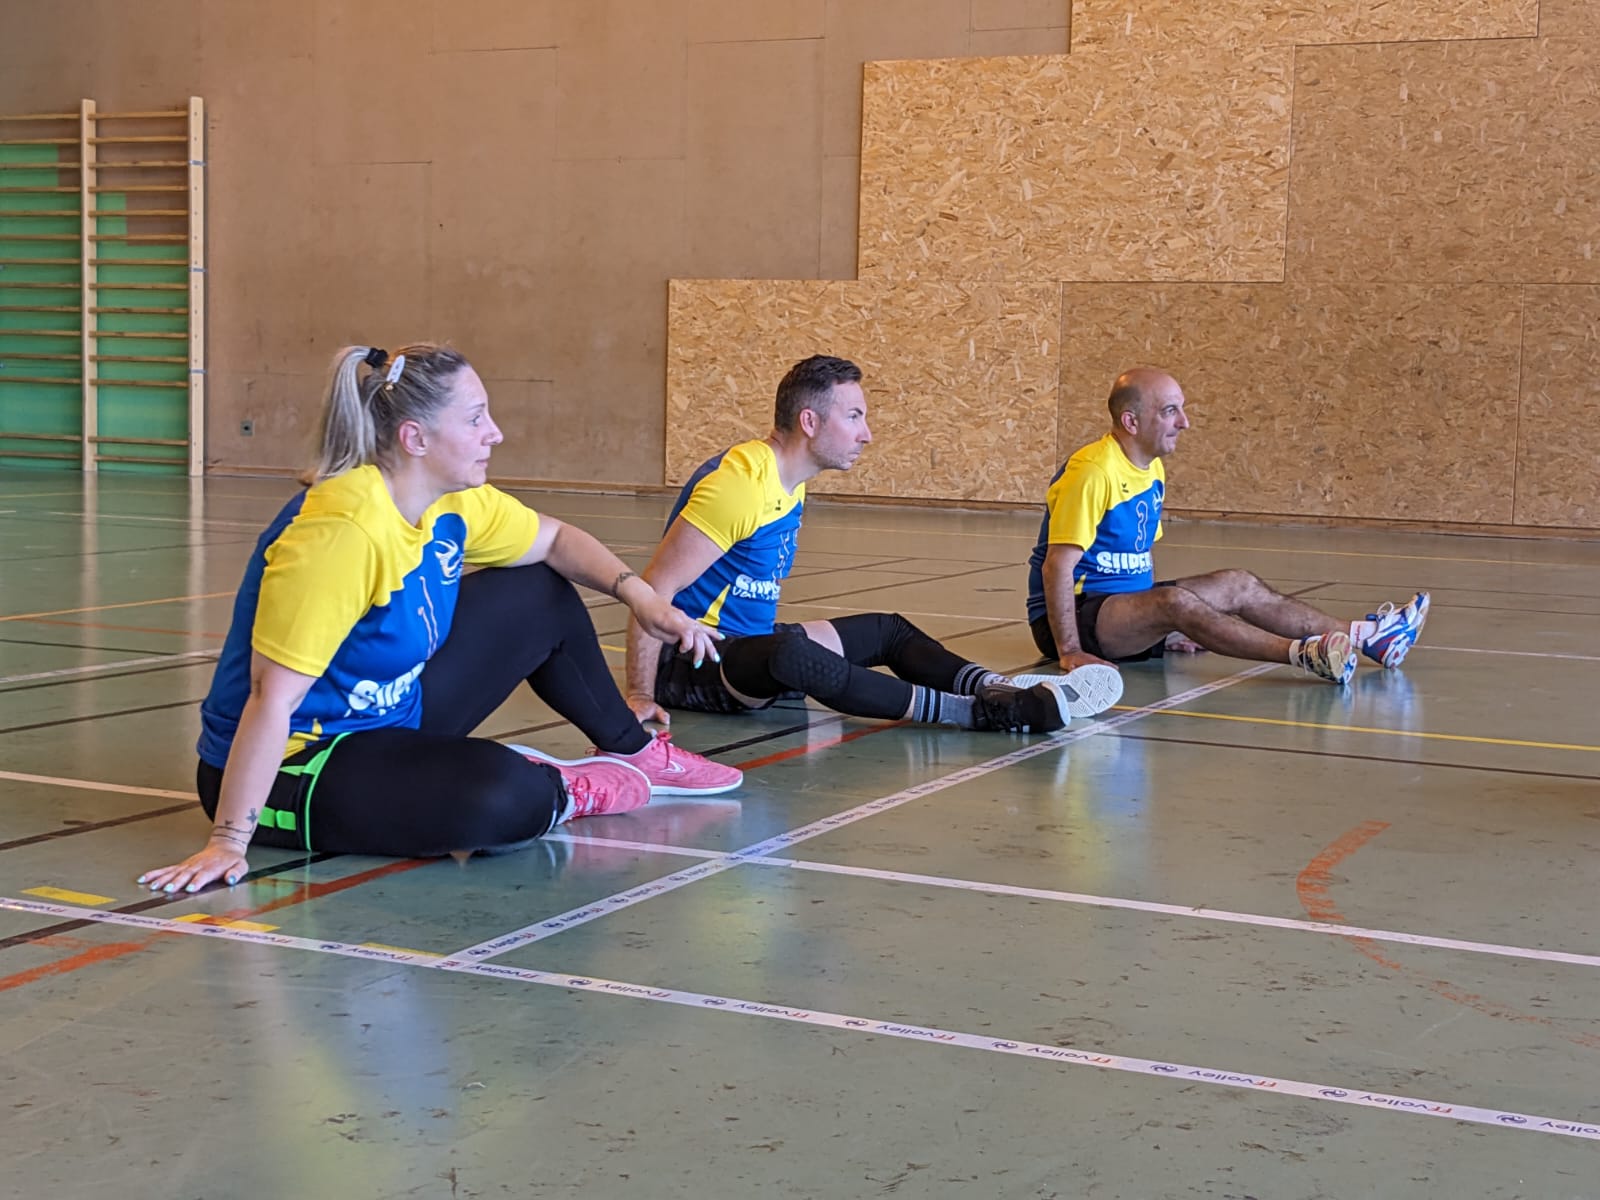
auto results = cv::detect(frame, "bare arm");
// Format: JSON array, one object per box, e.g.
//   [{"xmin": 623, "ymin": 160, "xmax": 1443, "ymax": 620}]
[
  {"xmin": 624, "ymin": 518, "xmax": 728, "ymax": 725},
  {"xmin": 138, "ymin": 653, "xmax": 316, "ymax": 892},
  {"xmin": 1043, "ymin": 543, "xmax": 1114, "ymax": 670},
  {"xmin": 514, "ymin": 515, "xmax": 722, "ymax": 665}
]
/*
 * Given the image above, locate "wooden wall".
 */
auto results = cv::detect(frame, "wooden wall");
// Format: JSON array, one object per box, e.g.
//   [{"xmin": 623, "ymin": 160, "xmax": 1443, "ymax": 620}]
[
  {"xmin": 0, "ymin": 0, "xmax": 1069, "ymax": 483},
  {"xmin": 667, "ymin": 0, "xmax": 1600, "ymax": 532}
]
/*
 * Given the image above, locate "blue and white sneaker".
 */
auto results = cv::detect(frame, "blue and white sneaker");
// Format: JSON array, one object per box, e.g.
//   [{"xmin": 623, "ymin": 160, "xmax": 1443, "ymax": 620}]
[
  {"xmin": 1290, "ymin": 631, "xmax": 1357, "ymax": 685},
  {"xmin": 1359, "ymin": 591, "xmax": 1430, "ymax": 669},
  {"xmin": 1007, "ymin": 664, "xmax": 1124, "ymax": 719}
]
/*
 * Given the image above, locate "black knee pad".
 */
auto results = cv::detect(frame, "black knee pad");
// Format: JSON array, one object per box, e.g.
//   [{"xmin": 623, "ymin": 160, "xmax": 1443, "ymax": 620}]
[{"xmin": 764, "ymin": 630, "xmax": 852, "ymax": 696}]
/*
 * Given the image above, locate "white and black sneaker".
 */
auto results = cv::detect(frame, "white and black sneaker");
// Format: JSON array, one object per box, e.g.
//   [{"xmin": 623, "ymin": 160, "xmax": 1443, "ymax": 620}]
[
  {"xmin": 972, "ymin": 680, "xmax": 1072, "ymax": 733},
  {"xmin": 1007, "ymin": 664, "xmax": 1124, "ymax": 719}
]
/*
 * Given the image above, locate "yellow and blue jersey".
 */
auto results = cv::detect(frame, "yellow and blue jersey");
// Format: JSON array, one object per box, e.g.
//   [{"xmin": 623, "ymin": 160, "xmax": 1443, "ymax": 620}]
[
  {"xmin": 1026, "ymin": 433, "xmax": 1165, "ymax": 622},
  {"xmin": 667, "ymin": 440, "xmax": 804, "ymax": 637},
  {"xmin": 197, "ymin": 465, "xmax": 540, "ymax": 767}
]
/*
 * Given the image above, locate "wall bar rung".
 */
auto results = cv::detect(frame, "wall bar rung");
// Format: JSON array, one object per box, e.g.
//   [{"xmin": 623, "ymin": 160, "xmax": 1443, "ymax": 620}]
[
  {"xmin": 0, "ymin": 374, "xmax": 84, "ymax": 384},
  {"xmin": 0, "ymin": 449, "xmax": 80, "ymax": 460},
  {"xmin": 90, "ymin": 435, "xmax": 188, "ymax": 446},
  {"xmin": 0, "ymin": 304, "xmax": 78, "ymax": 313},
  {"xmin": 0, "ymin": 329, "xmax": 79, "ymax": 338},
  {"xmin": 90, "ymin": 377, "xmax": 188, "ymax": 389},
  {"xmin": 0, "ymin": 431, "xmax": 79, "ymax": 442},
  {"xmin": 0, "ymin": 351, "xmax": 78, "ymax": 361},
  {"xmin": 91, "ymin": 305, "xmax": 186, "ymax": 314},
  {"xmin": 0, "ymin": 257, "xmax": 83, "ymax": 265},
  {"xmin": 0, "ymin": 138, "xmax": 76, "ymax": 146},
  {"xmin": 92, "ymin": 353, "xmax": 188, "ymax": 363},
  {"xmin": 87, "ymin": 136, "xmax": 187, "ymax": 145}
]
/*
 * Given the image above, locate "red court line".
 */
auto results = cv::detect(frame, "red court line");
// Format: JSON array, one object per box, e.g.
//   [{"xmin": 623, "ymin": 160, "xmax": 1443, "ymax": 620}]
[
  {"xmin": 1296, "ymin": 821, "xmax": 1600, "ymax": 1052},
  {"xmin": 4, "ymin": 715, "xmax": 917, "ymax": 992},
  {"xmin": 0, "ymin": 859, "xmax": 433, "ymax": 994},
  {"xmin": 732, "ymin": 720, "xmax": 906, "ymax": 771},
  {"xmin": 24, "ymin": 618, "xmax": 227, "ymax": 639}
]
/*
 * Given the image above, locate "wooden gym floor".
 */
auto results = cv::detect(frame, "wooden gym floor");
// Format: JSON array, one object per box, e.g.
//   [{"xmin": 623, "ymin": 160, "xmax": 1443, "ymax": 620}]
[{"xmin": 2, "ymin": 469, "xmax": 1597, "ymax": 1199}]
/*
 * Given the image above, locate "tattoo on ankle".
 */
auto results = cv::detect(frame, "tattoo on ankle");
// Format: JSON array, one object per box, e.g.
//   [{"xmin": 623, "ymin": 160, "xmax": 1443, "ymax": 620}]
[{"xmin": 611, "ymin": 569, "xmax": 637, "ymax": 598}]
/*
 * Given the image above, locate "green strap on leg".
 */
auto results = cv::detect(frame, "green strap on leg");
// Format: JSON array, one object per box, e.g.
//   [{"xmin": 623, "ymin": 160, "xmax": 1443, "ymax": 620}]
[{"xmin": 274, "ymin": 733, "xmax": 347, "ymax": 851}]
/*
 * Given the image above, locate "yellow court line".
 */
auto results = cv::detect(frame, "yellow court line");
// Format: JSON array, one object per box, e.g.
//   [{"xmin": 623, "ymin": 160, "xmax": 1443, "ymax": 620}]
[
  {"xmin": 24, "ymin": 885, "xmax": 117, "ymax": 906},
  {"xmin": 174, "ymin": 914, "xmax": 280, "ymax": 933},
  {"xmin": 0, "ymin": 590, "xmax": 233, "ymax": 623},
  {"xmin": 600, "ymin": 643, "xmax": 624, "ymax": 653},
  {"xmin": 1112, "ymin": 705, "xmax": 1600, "ymax": 753}
]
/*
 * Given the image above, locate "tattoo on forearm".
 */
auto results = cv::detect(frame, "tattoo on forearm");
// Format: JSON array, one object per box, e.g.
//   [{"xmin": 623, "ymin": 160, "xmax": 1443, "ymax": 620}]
[{"xmin": 611, "ymin": 569, "xmax": 637, "ymax": 598}]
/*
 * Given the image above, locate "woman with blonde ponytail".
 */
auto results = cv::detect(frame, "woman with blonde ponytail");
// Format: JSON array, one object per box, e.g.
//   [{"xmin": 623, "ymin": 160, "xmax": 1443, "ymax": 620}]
[{"xmin": 139, "ymin": 343, "xmax": 741, "ymax": 894}]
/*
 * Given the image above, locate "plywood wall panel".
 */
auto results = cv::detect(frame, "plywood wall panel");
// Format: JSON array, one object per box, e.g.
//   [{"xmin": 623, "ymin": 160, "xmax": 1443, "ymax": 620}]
[
  {"xmin": 857, "ymin": 49, "xmax": 1293, "ymax": 284},
  {"xmin": 306, "ymin": 164, "xmax": 431, "ymax": 359},
  {"xmin": 1515, "ymin": 286, "xmax": 1600, "ymax": 528},
  {"xmin": 821, "ymin": 0, "xmax": 976, "ymax": 157},
  {"xmin": 1537, "ymin": 0, "xmax": 1599, "ymax": 38},
  {"xmin": 687, "ymin": 39, "xmax": 824, "ymax": 279},
  {"xmin": 208, "ymin": 372, "xmax": 319, "ymax": 474},
  {"xmin": 203, "ymin": 56, "xmax": 320, "ymax": 375},
  {"xmin": 1057, "ymin": 283, "xmax": 1523, "ymax": 523},
  {"xmin": 685, "ymin": 0, "xmax": 825, "ymax": 43},
  {"xmin": 1070, "ymin": 0, "xmax": 1536, "ymax": 51},
  {"xmin": 431, "ymin": 0, "xmax": 557, "ymax": 51},
  {"xmin": 973, "ymin": 1, "xmax": 1069, "ymax": 31},
  {"xmin": 543, "ymin": 158, "xmax": 689, "ymax": 484},
  {"xmin": 311, "ymin": 0, "xmax": 434, "ymax": 166},
  {"xmin": 667, "ymin": 278, "xmax": 1060, "ymax": 502},
  {"xmin": 1289, "ymin": 38, "xmax": 1600, "ymax": 285},
  {"xmin": 968, "ymin": 26, "xmax": 1070, "ymax": 55},
  {"xmin": 554, "ymin": 0, "xmax": 689, "ymax": 160},
  {"xmin": 423, "ymin": 49, "xmax": 556, "ymax": 378},
  {"xmin": 821, "ymin": 155, "xmax": 861, "ymax": 280}
]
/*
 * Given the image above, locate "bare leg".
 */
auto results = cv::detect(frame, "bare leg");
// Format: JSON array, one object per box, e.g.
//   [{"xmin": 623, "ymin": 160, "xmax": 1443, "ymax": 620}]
[
  {"xmin": 1174, "ymin": 569, "xmax": 1343, "ymax": 640},
  {"xmin": 1094, "ymin": 584, "xmax": 1296, "ymax": 663}
]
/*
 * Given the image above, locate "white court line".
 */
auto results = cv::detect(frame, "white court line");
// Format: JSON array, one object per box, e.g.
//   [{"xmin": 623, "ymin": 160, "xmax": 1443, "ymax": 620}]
[
  {"xmin": 0, "ymin": 649, "xmax": 218, "ymax": 688},
  {"xmin": 549, "ymin": 833, "xmax": 1600, "ymax": 972},
  {"xmin": 449, "ymin": 665, "xmax": 1278, "ymax": 962},
  {"xmin": 4, "ymin": 895, "xmax": 1595, "ymax": 1143},
  {"xmin": 1424, "ymin": 645, "xmax": 1600, "ymax": 663},
  {"xmin": 40, "ymin": 509, "xmax": 267, "ymax": 531},
  {"xmin": 0, "ymin": 770, "xmax": 192, "ymax": 801}
]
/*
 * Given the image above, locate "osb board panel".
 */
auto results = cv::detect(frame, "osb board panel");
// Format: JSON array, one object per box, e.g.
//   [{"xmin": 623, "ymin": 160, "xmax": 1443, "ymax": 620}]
[
  {"xmin": 1069, "ymin": 0, "xmax": 1537, "ymax": 50},
  {"xmin": 1289, "ymin": 39, "xmax": 1600, "ymax": 284},
  {"xmin": 1516, "ymin": 286, "xmax": 1600, "ymax": 528},
  {"xmin": 667, "ymin": 279, "xmax": 1060, "ymax": 502},
  {"xmin": 1537, "ymin": 0, "xmax": 1598, "ymax": 37},
  {"xmin": 1057, "ymin": 282, "xmax": 1523, "ymax": 524},
  {"xmin": 858, "ymin": 49, "xmax": 1292, "ymax": 283}
]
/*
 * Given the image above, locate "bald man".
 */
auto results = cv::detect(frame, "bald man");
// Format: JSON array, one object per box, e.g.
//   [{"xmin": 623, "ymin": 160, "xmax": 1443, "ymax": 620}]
[{"xmin": 1023, "ymin": 368, "xmax": 1429, "ymax": 686}]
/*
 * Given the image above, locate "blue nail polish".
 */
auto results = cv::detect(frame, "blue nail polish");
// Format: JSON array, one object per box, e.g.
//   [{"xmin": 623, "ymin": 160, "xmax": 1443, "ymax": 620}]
[{"xmin": 226, "ymin": 876, "xmax": 239, "ymax": 885}]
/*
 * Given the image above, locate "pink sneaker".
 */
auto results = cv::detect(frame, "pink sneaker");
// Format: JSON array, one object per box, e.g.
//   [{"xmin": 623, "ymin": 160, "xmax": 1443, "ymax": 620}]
[
  {"xmin": 590, "ymin": 730, "xmax": 743, "ymax": 796},
  {"xmin": 511, "ymin": 746, "xmax": 652, "ymax": 820}
]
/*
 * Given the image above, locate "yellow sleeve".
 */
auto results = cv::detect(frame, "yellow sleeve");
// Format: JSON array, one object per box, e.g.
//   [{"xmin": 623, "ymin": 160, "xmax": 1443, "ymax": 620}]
[
  {"xmin": 458, "ymin": 485, "xmax": 542, "ymax": 567},
  {"xmin": 253, "ymin": 517, "xmax": 380, "ymax": 678},
  {"xmin": 1045, "ymin": 460, "xmax": 1115, "ymax": 550},
  {"xmin": 677, "ymin": 463, "xmax": 764, "ymax": 553}
]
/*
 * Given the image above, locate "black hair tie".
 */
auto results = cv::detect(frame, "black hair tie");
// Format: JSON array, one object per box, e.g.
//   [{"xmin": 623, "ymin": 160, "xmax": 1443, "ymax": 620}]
[{"xmin": 363, "ymin": 347, "xmax": 388, "ymax": 369}]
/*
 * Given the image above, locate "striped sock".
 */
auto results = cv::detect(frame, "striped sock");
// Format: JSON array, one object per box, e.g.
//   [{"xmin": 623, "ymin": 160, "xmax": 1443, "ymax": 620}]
[
  {"xmin": 951, "ymin": 663, "xmax": 1003, "ymax": 695},
  {"xmin": 909, "ymin": 686, "xmax": 977, "ymax": 727}
]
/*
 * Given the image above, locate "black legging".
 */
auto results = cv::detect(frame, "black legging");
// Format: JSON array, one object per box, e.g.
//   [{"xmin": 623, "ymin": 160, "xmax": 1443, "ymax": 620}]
[
  {"xmin": 197, "ymin": 563, "xmax": 651, "ymax": 857},
  {"xmin": 717, "ymin": 612, "xmax": 992, "ymax": 720}
]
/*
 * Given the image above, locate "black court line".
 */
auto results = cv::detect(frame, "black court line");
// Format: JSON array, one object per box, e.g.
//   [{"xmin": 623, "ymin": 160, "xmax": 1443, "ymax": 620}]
[
  {"xmin": 1296, "ymin": 581, "xmax": 1600, "ymax": 604},
  {"xmin": 1114, "ymin": 731, "xmax": 1600, "ymax": 783},
  {"xmin": 0, "ymin": 851, "xmax": 340, "ymax": 952},
  {"xmin": 1, "ymin": 657, "xmax": 217, "ymax": 696},
  {"xmin": 0, "ymin": 537, "xmax": 257, "ymax": 565},
  {"xmin": 0, "ymin": 803, "xmax": 196, "ymax": 852},
  {"xmin": 0, "ymin": 697, "xmax": 203, "ymax": 737},
  {"xmin": 1, "ymin": 634, "xmax": 185, "ymax": 656}
]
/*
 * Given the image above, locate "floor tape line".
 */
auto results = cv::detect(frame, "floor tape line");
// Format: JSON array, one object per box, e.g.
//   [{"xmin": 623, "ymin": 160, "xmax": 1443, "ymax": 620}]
[
  {"xmin": 448, "ymin": 666, "xmax": 1278, "ymax": 962},
  {"xmin": 2, "ymin": 894, "xmax": 1592, "ymax": 1143}
]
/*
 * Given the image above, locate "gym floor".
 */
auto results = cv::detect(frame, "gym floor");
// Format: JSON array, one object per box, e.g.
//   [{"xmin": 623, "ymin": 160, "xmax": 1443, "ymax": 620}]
[{"xmin": 2, "ymin": 469, "xmax": 1597, "ymax": 1199}]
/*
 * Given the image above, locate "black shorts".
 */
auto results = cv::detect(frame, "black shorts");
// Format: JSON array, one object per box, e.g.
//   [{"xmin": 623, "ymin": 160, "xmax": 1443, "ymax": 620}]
[
  {"xmin": 654, "ymin": 622, "xmax": 806, "ymax": 713},
  {"xmin": 1030, "ymin": 581, "xmax": 1175, "ymax": 663}
]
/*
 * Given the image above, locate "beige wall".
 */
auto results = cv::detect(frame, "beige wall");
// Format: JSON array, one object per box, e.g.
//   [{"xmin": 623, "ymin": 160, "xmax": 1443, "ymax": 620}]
[
  {"xmin": 669, "ymin": 0, "xmax": 1600, "ymax": 532},
  {"xmin": 0, "ymin": 0, "xmax": 1069, "ymax": 482}
]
